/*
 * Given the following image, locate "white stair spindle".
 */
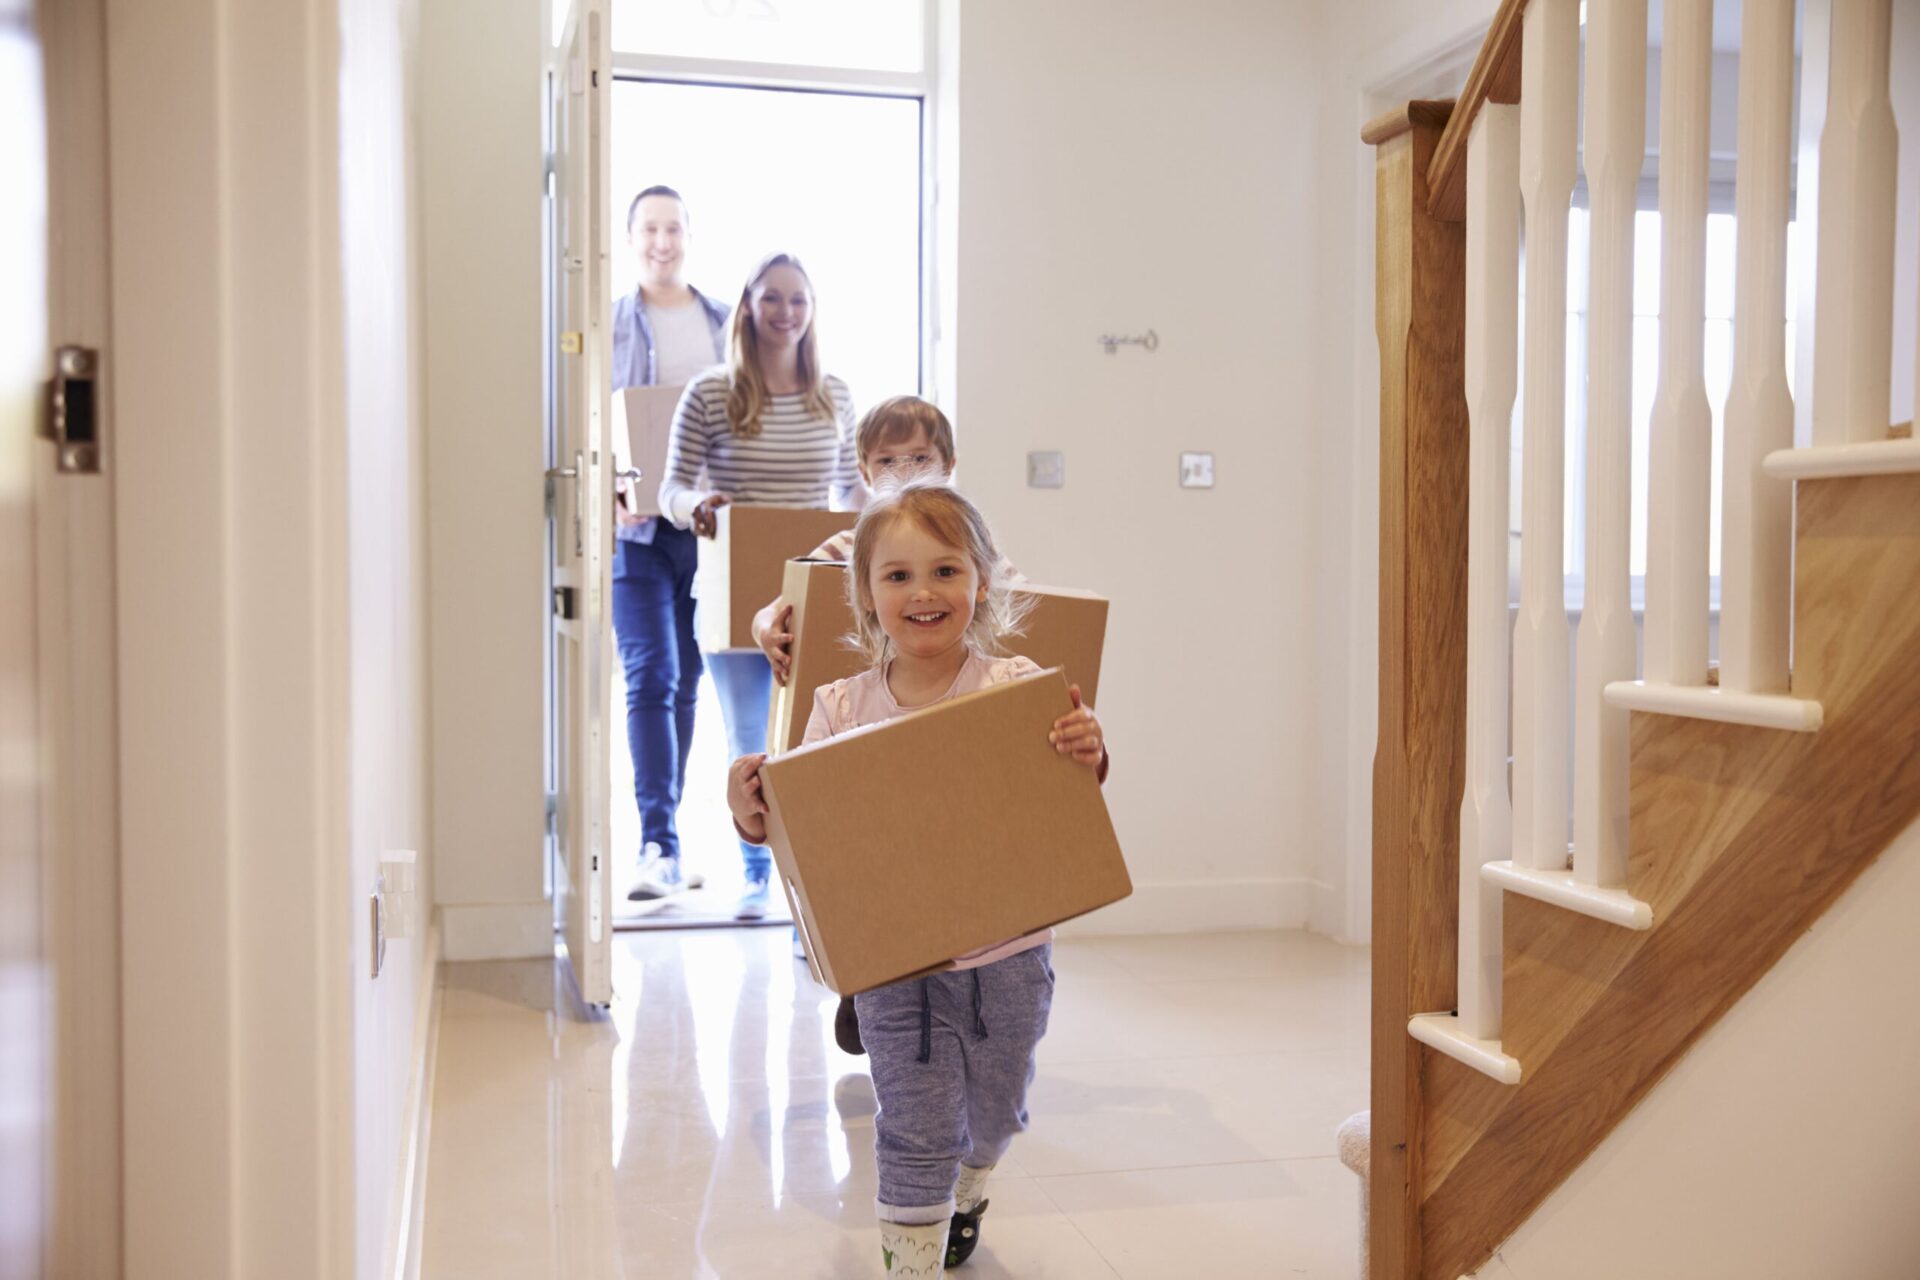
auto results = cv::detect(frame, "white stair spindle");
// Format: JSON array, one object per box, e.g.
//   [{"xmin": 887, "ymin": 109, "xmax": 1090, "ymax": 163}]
[
  {"xmin": 1512, "ymin": 0, "xmax": 1578, "ymax": 871},
  {"xmin": 1460, "ymin": 104, "xmax": 1520, "ymax": 1041},
  {"xmin": 1644, "ymin": 0, "xmax": 1714, "ymax": 689},
  {"xmin": 1812, "ymin": 0, "xmax": 1897, "ymax": 447},
  {"xmin": 1572, "ymin": 0, "xmax": 1646, "ymax": 889},
  {"xmin": 1721, "ymin": 0, "xmax": 1797, "ymax": 695}
]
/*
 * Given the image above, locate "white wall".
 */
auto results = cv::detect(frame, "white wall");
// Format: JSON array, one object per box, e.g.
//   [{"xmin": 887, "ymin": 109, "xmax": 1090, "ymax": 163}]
[
  {"xmin": 1472, "ymin": 816, "xmax": 1920, "ymax": 1280},
  {"xmin": 339, "ymin": 0, "xmax": 437, "ymax": 1275},
  {"xmin": 109, "ymin": 0, "xmax": 437, "ymax": 1274},
  {"xmin": 944, "ymin": 0, "xmax": 1346, "ymax": 934},
  {"xmin": 419, "ymin": 0, "xmax": 550, "ymax": 958},
  {"xmin": 111, "ymin": 1, "xmax": 357, "ymax": 1274}
]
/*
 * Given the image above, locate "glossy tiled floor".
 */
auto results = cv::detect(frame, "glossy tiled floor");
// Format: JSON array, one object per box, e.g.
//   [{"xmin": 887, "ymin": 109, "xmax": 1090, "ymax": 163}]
[{"xmin": 421, "ymin": 929, "xmax": 1370, "ymax": 1279}]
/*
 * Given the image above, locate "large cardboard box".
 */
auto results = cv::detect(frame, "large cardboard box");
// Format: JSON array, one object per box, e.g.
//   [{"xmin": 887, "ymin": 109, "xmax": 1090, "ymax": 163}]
[
  {"xmin": 695, "ymin": 504, "xmax": 857, "ymax": 652},
  {"xmin": 765, "ymin": 565, "xmax": 1111, "ymax": 756},
  {"xmin": 761, "ymin": 667, "xmax": 1131, "ymax": 994},
  {"xmin": 612, "ymin": 384, "xmax": 683, "ymax": 519}
]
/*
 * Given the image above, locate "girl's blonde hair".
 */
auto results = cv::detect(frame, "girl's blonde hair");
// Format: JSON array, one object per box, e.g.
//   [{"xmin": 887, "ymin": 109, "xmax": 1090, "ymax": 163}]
[
  {"xmin": 725, "ymin": 252, "xmax": 837, "ymax": 437},
  {"xmin": 845, "ymin": 477, "xmax": 1031, "ymax": 667}
]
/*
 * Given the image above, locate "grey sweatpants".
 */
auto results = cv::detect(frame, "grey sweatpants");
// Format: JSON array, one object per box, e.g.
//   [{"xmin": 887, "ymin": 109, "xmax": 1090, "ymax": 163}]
[{"xmin": 855, "ymin": 943, "xmax": 1055, "ymax": 1224}]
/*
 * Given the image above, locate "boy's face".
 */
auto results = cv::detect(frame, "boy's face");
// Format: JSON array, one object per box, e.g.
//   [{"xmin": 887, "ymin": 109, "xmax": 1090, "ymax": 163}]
[
  {"xmin": 860, "ymin": 425, "xmax": 949, "ymax": 486},
  {"xmin": 867, "ymin": 517, "xmax": 984, "ymax": 663}
]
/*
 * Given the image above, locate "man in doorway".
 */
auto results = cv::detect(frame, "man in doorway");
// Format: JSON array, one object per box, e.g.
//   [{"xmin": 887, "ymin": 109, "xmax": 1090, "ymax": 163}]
[{"xmin": 612, "ymin": 185, "xmax": 729, "ymax": 901}]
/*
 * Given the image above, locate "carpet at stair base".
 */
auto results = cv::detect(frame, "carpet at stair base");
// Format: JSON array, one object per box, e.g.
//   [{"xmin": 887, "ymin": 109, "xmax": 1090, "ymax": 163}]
[{"xmin": 1337, "ymin": 1110, "xmax": 1370, "ymax": 1277}]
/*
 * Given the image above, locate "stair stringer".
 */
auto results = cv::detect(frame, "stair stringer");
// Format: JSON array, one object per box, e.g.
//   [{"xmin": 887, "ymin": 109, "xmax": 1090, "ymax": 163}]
[{"xmin": 1410, "ymin": 474, "xmax": 1920, "ymax": 1280}]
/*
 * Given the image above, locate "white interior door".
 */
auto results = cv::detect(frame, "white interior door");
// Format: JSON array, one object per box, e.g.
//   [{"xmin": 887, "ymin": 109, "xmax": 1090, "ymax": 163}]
[{"xmin": 550, "ymin": 0, "xmax": 614, "ymax": 1006}]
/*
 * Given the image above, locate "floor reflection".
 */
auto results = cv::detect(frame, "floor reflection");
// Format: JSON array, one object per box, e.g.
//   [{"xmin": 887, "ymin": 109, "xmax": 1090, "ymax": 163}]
[{"xmin": 423, "ymin": 928, "xmax": 1370, "ymax": 1279}]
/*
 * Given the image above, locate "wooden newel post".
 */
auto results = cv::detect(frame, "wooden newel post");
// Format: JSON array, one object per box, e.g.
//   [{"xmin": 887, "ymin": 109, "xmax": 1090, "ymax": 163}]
[{"xmin": 1362, "ymin": 99, "xmax": 1470, "ymax": 1280}]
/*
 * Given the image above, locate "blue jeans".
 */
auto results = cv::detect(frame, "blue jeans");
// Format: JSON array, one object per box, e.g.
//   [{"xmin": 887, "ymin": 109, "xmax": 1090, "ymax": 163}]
[
  {"xmin": 611, "ymin": 525, "xmax": 702, "ymax": 862},
  {"xmin": 704, "ymin": 648, "xmax": 773, "ymax": 882}
]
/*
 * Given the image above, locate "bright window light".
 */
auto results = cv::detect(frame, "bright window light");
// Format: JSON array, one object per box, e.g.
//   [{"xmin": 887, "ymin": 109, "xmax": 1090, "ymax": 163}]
[
  {"xmin": 610, "ymin": 79, "xmax": 923, "ymax": 406},
  {"xmin": 612, "ymin": 0, "xmax": 924, "ymax": 73},
  {"xmin": 1558, "ymin": 207, "xmax": 1801, "ymax": 585}
]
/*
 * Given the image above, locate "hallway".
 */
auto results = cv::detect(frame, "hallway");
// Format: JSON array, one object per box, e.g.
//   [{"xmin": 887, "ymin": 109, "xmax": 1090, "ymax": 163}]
[{"xmin": 421, "ymin": 929, "xmax": 1369, "ymax": 1278}]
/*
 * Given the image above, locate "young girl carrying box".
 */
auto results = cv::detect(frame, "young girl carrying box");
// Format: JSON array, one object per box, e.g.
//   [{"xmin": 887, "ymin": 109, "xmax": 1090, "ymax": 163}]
[{"xmin": 726, "ymin": 479, "xmax": 1107, "ymax": 1277}]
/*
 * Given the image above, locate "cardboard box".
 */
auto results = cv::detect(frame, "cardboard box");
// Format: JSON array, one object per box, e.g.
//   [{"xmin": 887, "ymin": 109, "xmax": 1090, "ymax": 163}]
[
  {"xmin": 765, "ymin": 558, "xmax": 865, "ymax": 755},
  {"xmin": 695, "ymin": 504, "xmax": 857, "ymax": 652},
  {"xmin": 612, "ymin": 384, "xmax": 684, "ymax": 519},
  {"xmin": 760, "ymin": 667, "xmax": 1131, "ymax": 995},
  {"xmin": 765, "ymin": 566, "xmax": 1111, "ymax": 756}
]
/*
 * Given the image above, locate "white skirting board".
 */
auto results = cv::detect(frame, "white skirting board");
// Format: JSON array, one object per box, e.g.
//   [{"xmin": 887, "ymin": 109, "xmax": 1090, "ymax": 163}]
[
  {"xmin": 1053, "ymin": 877, "xmax": 1321, "ymax": 937},
  {"xmin": 440, "ymin": 901, "xmax": 552, "ymax": 961},
  {"xmin": 384, "ymin": 914, "xmax": 442, "ymax": 1280}
]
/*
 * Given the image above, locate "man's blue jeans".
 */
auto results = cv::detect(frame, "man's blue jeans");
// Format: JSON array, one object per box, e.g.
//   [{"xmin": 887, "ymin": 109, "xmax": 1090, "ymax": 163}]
[
  {"xmin": 611, "ymin": 526, "xmax": 701, "ymax": 862},
  {"xmin": 704, "ymin": 648, "xmax": 773, "ymax": 883}
]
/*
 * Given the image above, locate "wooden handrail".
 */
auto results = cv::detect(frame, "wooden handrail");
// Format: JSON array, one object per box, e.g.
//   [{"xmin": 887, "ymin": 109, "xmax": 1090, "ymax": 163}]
[{"xmin": 1424, "ymin": 0, "xmax": 1529, "ymax": 221}]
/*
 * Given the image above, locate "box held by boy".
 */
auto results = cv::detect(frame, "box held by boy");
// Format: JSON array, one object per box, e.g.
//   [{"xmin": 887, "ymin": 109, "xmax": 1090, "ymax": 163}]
[
  {"xmin": 765, "ymin": 563, "xmax": 1110, "ymax": 756},
  {"xmin": 760, "ymin": 667, "xmax": 1131, "ymax": 995},
  {"xmin": 696, "ymin": 504, "xmax": 857, "ymax": 652}
]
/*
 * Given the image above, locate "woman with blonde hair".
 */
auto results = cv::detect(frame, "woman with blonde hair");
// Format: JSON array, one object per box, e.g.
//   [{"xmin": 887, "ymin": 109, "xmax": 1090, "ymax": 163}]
[{"xmin": 658, "ymin": 251, "xmax": 865, "ymax": 919}]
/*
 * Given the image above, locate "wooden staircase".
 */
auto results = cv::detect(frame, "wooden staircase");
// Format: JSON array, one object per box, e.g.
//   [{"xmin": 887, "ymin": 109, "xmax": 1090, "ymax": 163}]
[
  {"xmin": 1363, "ymin": 1, "xmax": 1920, "ymax": 1274},
  {"xmin": 1419, "ymin": 471, "xmax": 1920, "ymax": 1279}
]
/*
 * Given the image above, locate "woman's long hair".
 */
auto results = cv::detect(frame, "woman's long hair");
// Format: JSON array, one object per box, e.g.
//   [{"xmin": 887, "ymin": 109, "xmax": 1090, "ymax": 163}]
[{"xmin": 725, "ymin": 252, "xmax": 836, "ymax": 437}]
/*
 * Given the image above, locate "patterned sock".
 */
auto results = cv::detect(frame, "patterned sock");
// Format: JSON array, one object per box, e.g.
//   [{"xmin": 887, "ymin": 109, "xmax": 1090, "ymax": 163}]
[
  {"xmin": 953, "ymin": 1163, "xmax": 995, "ymax": 1215},
  {"xmin": 878, "ymin": 1218, "xmax": 947, "ymax": 1276}
]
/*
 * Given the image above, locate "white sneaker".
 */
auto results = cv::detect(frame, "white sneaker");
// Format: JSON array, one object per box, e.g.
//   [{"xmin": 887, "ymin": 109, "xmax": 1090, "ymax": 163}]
[
  {"xmin": 629, "ymin": 844, "xmax": 704, "ymax": 901},
  {"xmin": 734, "ymin": 875, "xmax": 772, "ymax": 920}
]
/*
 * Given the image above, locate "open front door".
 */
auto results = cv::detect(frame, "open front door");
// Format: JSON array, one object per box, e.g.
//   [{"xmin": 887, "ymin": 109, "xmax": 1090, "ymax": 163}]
[{"xmin": 549, "ymin": 0, "xmax": 613, "ymax": 1006}]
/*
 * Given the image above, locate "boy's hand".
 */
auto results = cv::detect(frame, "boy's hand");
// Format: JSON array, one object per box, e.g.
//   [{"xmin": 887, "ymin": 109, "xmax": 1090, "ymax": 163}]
[
  {"xmin": 691, "ymin": 492, "xmax": 732, "ymax": 538},
  {"xmin": 760, "ymin": 603, "xmax": 795, "ymax": 685},
  {"xmin": 727, "ymin": 752, "xmax": 770, "ymax": 842},
  {"xmin": 1049, "ymin": 684, "xmax": 1105, "ymax": 767}
]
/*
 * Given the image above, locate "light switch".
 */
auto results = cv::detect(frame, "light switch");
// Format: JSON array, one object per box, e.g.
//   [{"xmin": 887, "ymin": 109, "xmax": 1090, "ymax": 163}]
[
  {"xmin": 1027, "ymin": 451, "xmax": 1065, "ymax": 489},
  {"xmin": 1180, "ymin": 452, "xmax": 1215, "ymax": 488}
]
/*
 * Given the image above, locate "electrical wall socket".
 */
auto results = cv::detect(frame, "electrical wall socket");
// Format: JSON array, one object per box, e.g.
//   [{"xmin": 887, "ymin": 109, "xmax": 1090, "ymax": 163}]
[
  {"xmin": 1180, "ymin": 452, "xmax": 1215, "ymax": 489},
  {"xmin": 379, "ymin": 850, "xmax": 418, "ymax": 941}
]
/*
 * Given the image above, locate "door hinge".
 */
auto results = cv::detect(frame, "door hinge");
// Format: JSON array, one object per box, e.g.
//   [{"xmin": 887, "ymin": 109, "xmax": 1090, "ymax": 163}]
[{"xmin": 545, "ymin": 792, "xmax": 559, "ymax": 837}]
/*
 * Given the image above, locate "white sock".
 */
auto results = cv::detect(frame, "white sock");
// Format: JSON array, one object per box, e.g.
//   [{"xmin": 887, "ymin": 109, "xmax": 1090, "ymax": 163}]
[
  {"xmin": 954, "ymin": 1162, "xmax": 995, "ymax": 1214},
  {"xmin": 877, "ymin": 1217, "xmax": 947, "ymax": 1276}
]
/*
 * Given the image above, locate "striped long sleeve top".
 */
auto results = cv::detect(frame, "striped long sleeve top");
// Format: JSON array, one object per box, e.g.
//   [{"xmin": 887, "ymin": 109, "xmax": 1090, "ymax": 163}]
[{"xmin": 657, "ymin": 368, "xmax": 866, "ymax": 527}]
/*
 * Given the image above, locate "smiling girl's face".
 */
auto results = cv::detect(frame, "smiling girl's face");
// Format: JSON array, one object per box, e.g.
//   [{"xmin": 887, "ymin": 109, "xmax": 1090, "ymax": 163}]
[{"xmin": 865, "ymin": 515, "xmax": 986, "ymax": 664}]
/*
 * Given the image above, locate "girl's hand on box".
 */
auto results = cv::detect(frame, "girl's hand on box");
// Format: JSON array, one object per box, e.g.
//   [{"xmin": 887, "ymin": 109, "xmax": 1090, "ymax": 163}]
[
  {"xmin": 759, "ymin": 602, "xmax": 795, "ymax": 685},
  {"xmin": 727, "ymin": 753, "xmax": 770, "ymax": 841},
  {"xmin": 692, "ymin": 492, "xmax": 733, "ymax": 538},
  {"xmin": 1049, "ymin": 685, "xmax": 1105, "ymax": 768}
]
